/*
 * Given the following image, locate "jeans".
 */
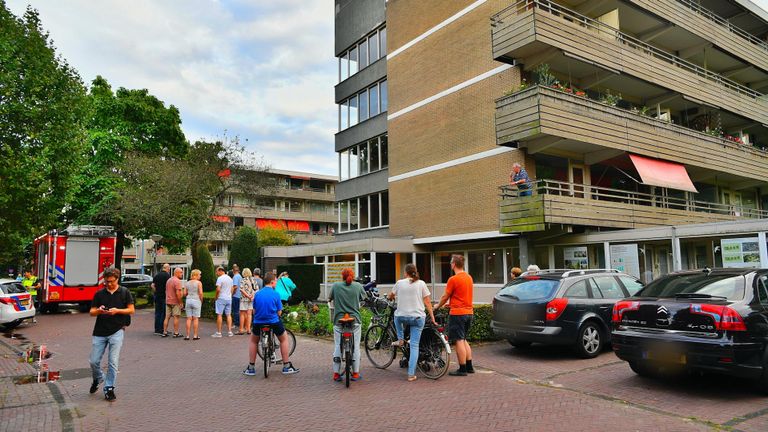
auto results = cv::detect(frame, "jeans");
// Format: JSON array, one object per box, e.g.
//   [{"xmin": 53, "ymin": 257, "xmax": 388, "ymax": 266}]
[
  {"xmin": 90, "ymin": 329, "xmax": 124, "ymax": 390},
  {"xmin": 154, "ymin": 294, "xmax": 165, "ymax": 333},
  {"xmin": 333, "ymin": 322, "xmax": 361, "ymax": 374},
  {"xmin": 232, "ymin": 297, "xmax": 240, "ymax": 326},
  {"xmin": 519, "ymin": 189, "xmax": 532, "ymax": 197},
  {"xmin": 395, "ymin": 315, "xmax": 426, "ymax": 377}
]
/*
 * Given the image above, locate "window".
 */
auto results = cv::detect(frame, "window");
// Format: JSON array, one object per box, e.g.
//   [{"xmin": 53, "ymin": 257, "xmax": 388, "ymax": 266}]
[
  {"xmin": 349, "ymin": 46, "xmax": 358, "ymax": 75},
  {"xmin": 338, "ymin": 134, "xmax": 387, "ymax": 181},
  {"xmin": 350, "ymin": 199, "xmax": 359, "ymax": 231},
  {"xmin": 349, "ymin": 95, "xmax": 358, "ymax": 127},
  {"xmin": 359, "ymin": 39, "xmax": 368, "ymax": 69},
  {"xmin": 369, "ymin": 32, "xmax": 379, "ymax": 62},
  {"xmin": 619, "ymin": 276, "xmax": 644, "ymax": 296},
  {"xmin": 369, "ymin": 84, "xmax": 379, "ymax": 117},
  {"xmin": 369, "ymin": 138, "xmax": 379, "ymax": 172},
  {"xmin": 340, "ymin": 201, "xmax": 349, "ymax": 232},
  {"xmin": 340, "ymin": 151, "xmax": 350, "ymax": 181},
  {"xmin": 565, "ymin": 280, "xmax": 589, "ymax": 298},
  {"xmin": 376, "ymin": 253, "xmax": 396, "ymax": 284},
  {"xmin": 416, "ymin": 253, "xmax": 432, "ymax": 284},
  {"xmin": 340, "ymin": 52, "xmax": 348, "ymax": 81},
  {"xmin": 381, "ymin": 191, "xmax": 389, "ymax": 226},
  {"xmin": 359, "ymin": 141, "xmax": 369, "ymax": 175},
  {"xmin": 339, "ymin": 100, "xmax": 349, "ymax": 130},
  {"xmin": 468, "ymin": 249, "xmax": 504, "ymax": 284},
  {"xmin": 337, "ymin": 191, "xmax": 389, "ymax": 233},
  {"xmin": 349, "ymin": 147, "xmax": 359, "ymax": 178},
  {"xmin": 359, "ymin": 196, "xmax": 369, "ymax": 229},
  {"xmin": 498, "ymin": 279, "xmax": 560, "ymax": 301},
  {"xmin": 359, "ymin": 89, "xmax": 369, "ymax": 122},
  {"xmin": 370, "ymin": 192, "xmax": 380, "ymax": 227},
  {"xmin": 592, "ymin": 276, "xmax": 626, "ymax": 299},
  {"xmin": 380, "ymin": 135, "xmax": 388, "ymax": 168},
  {"xmin": 380, "ymin": 79, "xmax": 388, "ymax": 112},
  {"xmin": 756, "ymin": 276, "xmax": 768, "ymax": 306},
  {"xmin": 379, "ymin": 27, "xmax": 387, "ymax": 56}
]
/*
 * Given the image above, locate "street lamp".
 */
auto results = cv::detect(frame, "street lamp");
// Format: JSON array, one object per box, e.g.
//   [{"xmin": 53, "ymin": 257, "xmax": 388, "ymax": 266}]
[{"xmin": 150, "ymin": 234, "xmax": 163, "ymax": 276}]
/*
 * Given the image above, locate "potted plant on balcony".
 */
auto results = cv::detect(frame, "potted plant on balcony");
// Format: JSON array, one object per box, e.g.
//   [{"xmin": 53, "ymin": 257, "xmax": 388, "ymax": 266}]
[
  {"xmin": 534, "ymin": 63, "xmax": 557, "ymax": 87},
  {"xmin": 599, "ymin": 90, "xmax": 621, "ymax": 106}
]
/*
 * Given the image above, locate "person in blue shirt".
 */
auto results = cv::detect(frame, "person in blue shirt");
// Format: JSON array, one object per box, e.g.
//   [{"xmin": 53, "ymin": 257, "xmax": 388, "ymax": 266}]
[
  {"xmin": 510, "ymin": 163, "xmax": 532, "ymax": 196},
  {"xmin": 231, "ymin": 264, "xmax": 242, "ymax": 330},
  {"xmin": 242, "ymin": 272, "xmax": 299, "ymax": 376}
]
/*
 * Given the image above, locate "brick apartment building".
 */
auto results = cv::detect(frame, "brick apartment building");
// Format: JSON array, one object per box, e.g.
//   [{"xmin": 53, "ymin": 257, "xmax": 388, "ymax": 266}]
[{"xmin": 265, "ymin": 0, "xmax": 768, "ymax": 302}]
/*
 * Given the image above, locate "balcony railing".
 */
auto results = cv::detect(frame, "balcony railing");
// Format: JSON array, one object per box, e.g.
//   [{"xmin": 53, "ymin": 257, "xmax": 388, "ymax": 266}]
[
  {"xmin": 495, "ymin": 85, "xmax": 768, "ymax": 182},
  {"xmin": 674, "ymin": 0, "xmax": 768, "ymax": 53},
  {"xmin": 491, "ymin": 0, "xmax": 766, "ymax": 105},
  {"xmin": 499, "ymin": 179, "xmax": 768, "ymax": 233}
]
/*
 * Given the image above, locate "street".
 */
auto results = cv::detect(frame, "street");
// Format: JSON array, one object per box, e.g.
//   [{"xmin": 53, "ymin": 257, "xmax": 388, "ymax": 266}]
[{"xmin": 1, "ymin": 309, "xmax": 767, "ymax": 432}]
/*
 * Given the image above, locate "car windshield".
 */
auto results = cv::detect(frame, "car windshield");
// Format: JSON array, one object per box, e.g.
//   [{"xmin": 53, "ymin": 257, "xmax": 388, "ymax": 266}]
[
  {"xmin": 497, "ymin": 278, "xmax": 559, "ymax": 301},
  {"xmin": 0, "ymin": 282, "xmax": 26, "ymax": 294},
  {"xmin": 636, "ymin": 274, "xmax": 746, "ymax": 300}
]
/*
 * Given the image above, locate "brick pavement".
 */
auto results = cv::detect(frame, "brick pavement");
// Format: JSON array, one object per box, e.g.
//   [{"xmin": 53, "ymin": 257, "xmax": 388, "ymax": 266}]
[{"xmin": 0, "ymin": 308, "xmax": 765, "ymax": 431}]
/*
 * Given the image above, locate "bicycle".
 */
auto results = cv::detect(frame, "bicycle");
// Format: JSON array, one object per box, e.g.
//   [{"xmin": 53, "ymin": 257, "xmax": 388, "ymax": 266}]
[
  {"xmin": 364, "ymin": 300, "xmax": 451, "ymax": 379},
  {"xmin": 338, "ymin": 313, "xmax": 357, "ymax": 388},
  {"xmin": 256, "ymin": 326, "xmax": 296, "ymax": 377}
]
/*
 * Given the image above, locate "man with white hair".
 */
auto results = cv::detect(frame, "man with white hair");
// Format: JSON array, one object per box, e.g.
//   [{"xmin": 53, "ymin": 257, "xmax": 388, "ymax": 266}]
[
  {"xmin": 510, "ymin": 163, "xmax": 532, "ymax": 197},
  {"xmin": 162, "ymin": 267, "xmax": 185, "ymax": 337},
  {"xmin": 526, "ymin": 264, "xmax": 541, "ymax": 274}
]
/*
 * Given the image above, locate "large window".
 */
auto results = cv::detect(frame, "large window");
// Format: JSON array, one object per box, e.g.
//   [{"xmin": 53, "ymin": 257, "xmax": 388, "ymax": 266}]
[
  {"xmin": 468, "ymin": 249, "xmax": 504, "ymax": 284},
  {"xmin": 338, "ymin": 25, "xmax": 385, "ymax": 82},
  {"xmin": 337, "ymin": 80, "xmax": 387, "ymax": 132},
  {"xmin": 337, "ymin": 191, "xmax": 389, "ymax": 233},
  {"xmin": 338, "ymin": 134, "xmax": 388, "ymax": 181}
]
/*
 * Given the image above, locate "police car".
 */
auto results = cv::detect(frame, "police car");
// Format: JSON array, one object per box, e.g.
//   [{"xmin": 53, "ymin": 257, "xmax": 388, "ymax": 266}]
[{"xmin": 0, "ymin": 278, "xmax": 35, "ymax": 330}]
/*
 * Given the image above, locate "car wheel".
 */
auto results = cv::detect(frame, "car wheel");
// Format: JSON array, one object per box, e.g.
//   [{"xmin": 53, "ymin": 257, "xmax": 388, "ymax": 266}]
[
  {"xmin": 575, "ymin": 321, "xmax": 603, "ymax": 358},
  {"xmin": 1, "ymin": 319, "xmax": 23, "ymax": 331},
  {"xmin": 508, "ymin": 339, "xmax": 532, "ymax": 348}
]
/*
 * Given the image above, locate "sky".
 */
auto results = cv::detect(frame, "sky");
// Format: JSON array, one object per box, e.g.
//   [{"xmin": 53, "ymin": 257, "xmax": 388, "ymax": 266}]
[{"xmin": 6, "ymin": 0, "xmax": 338, "ymax": 176}]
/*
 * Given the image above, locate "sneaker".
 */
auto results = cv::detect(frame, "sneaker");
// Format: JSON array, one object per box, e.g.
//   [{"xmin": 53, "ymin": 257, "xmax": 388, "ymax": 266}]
[
  {"xmin": 211, "ymin": 332, "xmax": 222, "ymax": 338},
  {"xmin": 351, "ymin": 372, "xmax": 361, "ymax": 381},
  {"xmin": 153, "ymin": 332, "xmax": 163, "ymax": 336},
  {"xmin": 227, "ymin": 331, "xmax": 234, "ymax": 337},
  {"xmin": 466, "ymin": 367, "xmax": 475, "ymax": 374},
  {"xmin": 333, "ymin": 373, "xmax": 341, "ymax": 382},
  {"xmin": 243, "ymin": 366, "xmax": 256, "ymax": 376},
  {"xmin": 89, "ymin": 379, "xmax": 101, "ymax": 394},
  {"xmin": 282, "ymin": 362, "xmax": 300, "ymax": 375},
  {"xmin": 448, "ymin": 369, "xmax": 468, "ymax": 376},
  {"xmin": 104, "ymin": 387, "xmax": 116, "ymax": 402}
]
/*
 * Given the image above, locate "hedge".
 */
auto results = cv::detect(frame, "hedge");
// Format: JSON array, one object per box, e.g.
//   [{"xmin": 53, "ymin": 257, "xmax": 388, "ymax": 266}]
[{"xmin": 275, "ymin": 264, "xmax": 322, "ymax": 305}]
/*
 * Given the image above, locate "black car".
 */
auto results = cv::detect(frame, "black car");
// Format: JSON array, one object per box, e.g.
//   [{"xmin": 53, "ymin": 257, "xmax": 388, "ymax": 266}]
[
  {"xmin": 612, "ymin": 268, "xmax": 768, "ymax": 390},
  {"xmin": 491, "ymin": 269, "xmax": 644, "ymax": 358},
  {"xmin": 120, "ymin": 274, "xmax": 153, "ymax": 288}
]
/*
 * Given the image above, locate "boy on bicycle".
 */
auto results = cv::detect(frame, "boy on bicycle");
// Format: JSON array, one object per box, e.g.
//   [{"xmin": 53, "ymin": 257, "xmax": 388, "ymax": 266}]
[{"xmin": 243, "ymin": 272, "xmax": 300, "ymax": 376}]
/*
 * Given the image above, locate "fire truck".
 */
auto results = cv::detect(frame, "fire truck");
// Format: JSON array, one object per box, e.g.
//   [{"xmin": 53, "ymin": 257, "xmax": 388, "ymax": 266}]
[{"xmin": 33, "ymin": 226, "xmax": 117, "ymax": 312}]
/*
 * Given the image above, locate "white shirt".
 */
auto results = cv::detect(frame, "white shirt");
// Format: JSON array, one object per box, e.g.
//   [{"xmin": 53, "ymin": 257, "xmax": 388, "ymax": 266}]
[
  {"xmin": 392, "ymin": 278, "xmax": 430, "ymax": 318},
  {"xmin": 216, "ymin": 274, "xmax": 234, "ymax": 300}
]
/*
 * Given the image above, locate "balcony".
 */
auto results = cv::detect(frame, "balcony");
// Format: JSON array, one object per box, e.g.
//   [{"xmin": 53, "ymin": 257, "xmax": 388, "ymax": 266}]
[
  {"xmin": 221, "ymin": 207, "xmax": 338, "ymax": 224},
  {"xmin": 626, "ymin": 0, "xmax": 768, "ymax": 73},
  {"xmin": 490, "ymin": 0, "xmax": 768, "ymax": 125},
  {"xmin": 274, "ymin": 187, "xmax": 335, "ymax": 202},
  {"xmin": 495, "ymin": 85, "xmax": 768, "ymax": 182},
  {"xmin": 499, "ymin": 180, "xmax": 768, "ymax": 234}
]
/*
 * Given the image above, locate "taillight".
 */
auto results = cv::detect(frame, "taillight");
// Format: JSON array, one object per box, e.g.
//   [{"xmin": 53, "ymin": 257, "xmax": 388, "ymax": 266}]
[
  {"xmin": 612, "ymin": 301, "xmax": 640, "ymax": 323},
  {"xmin": 0, "ymin": 298, "xmax": 14, "ymax": 304},
  {"xmin": 545, "ymin": 298, "xmax": 568, "ymax": 321},
  {"xmin": 689, "ymin": 304, "xmax": 747, "ymax": 331}
]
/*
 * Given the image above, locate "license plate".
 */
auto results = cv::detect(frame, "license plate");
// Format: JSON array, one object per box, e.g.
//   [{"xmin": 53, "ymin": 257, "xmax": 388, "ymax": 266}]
[
  {"xmin": 20, "ymin": 299, "xmax": 29, "ymax": 306},
  {"xmin": 643, "ymin": 350, "xmax": 686, "ymax": 365}
]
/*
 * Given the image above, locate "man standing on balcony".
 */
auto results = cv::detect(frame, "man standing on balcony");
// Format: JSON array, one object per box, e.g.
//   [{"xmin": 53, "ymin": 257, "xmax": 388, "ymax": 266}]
[{"xmin": 510, "ymin": 163, "xmax": 532, "ymax": 197}]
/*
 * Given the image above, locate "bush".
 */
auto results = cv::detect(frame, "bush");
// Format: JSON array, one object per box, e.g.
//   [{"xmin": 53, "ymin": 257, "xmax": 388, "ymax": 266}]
[
  {"xmin": 434, "ymin": 305, "xmax": 499, "ymax": 342},
  {"xmin": 276, "ymin": 263, "xmax": 322, "ymax": 305},
  {"xmin": 192, "ymin": 242, "xmax": 216, "ymax": 291},
  {"xmin": 282, "ymin": 303, "xmax": 373, "ymax": 337},
  {"xmin": 228, "ymin": 226, "xmax": 259, "ymax": 271}
]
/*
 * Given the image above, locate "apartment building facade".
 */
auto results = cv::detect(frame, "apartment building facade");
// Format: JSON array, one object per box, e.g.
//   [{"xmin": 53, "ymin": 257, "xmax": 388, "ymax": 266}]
[{"xmin": 266, "ymin": 0, "xmax": 768, "ymax": 302}]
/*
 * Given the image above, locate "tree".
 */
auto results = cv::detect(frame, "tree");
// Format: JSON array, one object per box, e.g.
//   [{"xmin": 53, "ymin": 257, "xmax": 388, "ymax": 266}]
[
  {"xmin": 229, "ymin": 226, "xmax": 259, "ymax": 271},
  {"xmin": 191, "ymin": 243, "xmax": 216, "ymax": 292},
  {"xmin": 258, "ymin": 227, "xmax": 295, "ymax": 248},
  {"xmin": 0, "ymin": 3, "xmax": 89, "ymax": 263}
]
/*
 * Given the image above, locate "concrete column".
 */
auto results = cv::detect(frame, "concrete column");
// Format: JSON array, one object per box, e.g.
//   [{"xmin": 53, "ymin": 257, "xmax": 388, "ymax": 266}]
[
  {"xmin": 759, "ymin": 232, "xmax": 768, "ymax": 268},
  {"xmin": 518, "ymin": 236, "xmax": 530, "ymax": 269},
  {"xmin": 548, "ymin": 246, "xmax": 555, "ymax": 270},
  {"xmin": 672, "ymin": 237, "xmax": 682, "ymax": 272},
  {"xmin": 603, "ymin": 242, "xmax": 611, "ymax": 269}
]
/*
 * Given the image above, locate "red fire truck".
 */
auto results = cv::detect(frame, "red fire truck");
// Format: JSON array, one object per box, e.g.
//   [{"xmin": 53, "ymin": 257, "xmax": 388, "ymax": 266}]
[{"xmin": 33, "ymin": 226, "xmax": 117, "ymax": 312}]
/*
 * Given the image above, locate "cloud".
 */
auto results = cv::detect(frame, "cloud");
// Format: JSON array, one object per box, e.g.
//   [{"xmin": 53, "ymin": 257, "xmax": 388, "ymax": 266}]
[{"xmin": 7, "ymin": 0, "xmax": 338, "ymax": 176}]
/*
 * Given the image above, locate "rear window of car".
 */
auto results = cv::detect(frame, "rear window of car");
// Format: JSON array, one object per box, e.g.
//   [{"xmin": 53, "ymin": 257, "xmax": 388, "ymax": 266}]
[
  {"xmin": 498, "ymin": 278, "xmax": 559, "ymax": 301},
  {"xmin": 637, "ymin": 274, "xmax": 746, "ymax": 300},
  {"xmin": 619, "ymin": 276, "xmax": 644, "ymax": 296},
  {"xmin": 0, "ymin": 282, "xmax": 26, "ymax": 294}
]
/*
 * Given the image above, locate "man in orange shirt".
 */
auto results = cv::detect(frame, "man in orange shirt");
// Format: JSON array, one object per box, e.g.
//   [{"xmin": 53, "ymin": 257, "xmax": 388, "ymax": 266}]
[{"xmin": 435, "ymin": 254, "xmax": 474, "ymax": 376}]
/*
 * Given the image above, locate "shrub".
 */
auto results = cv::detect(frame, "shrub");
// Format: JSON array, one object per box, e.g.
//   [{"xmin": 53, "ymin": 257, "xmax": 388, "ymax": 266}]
[
  {"xmin": 276, "ymin": 263, "xmax": 322, "ymax": 304},
  {"xmin": 434, "ymin": 305, "xmax": 500, "ymax": 342},
  {"xmin": 192, "ymin": 242, "xmax": 216, "ymax": 291},
  {"xmin": 228, "ymin": 226, "xmax": 259, "ymax": 271}
]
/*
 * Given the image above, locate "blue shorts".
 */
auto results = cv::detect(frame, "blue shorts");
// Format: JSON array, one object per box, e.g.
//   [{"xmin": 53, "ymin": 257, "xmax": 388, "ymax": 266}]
[
  {"xmin": 215, "ymin": 298, "xmax": 232, "ymax": 315},
  {"xmin": 252, "ymin": 321, "xmax": 285, "ymax": 337}
]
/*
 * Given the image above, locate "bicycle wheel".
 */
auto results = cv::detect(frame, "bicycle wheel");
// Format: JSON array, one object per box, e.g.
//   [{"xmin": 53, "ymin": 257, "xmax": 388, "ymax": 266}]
[
  {"xmin": 364, "ymin": 324, "xmax": 396, "ymax": 369},
  {"xmin": 262, "ymin": 334, "xmax": 270, "ymax": 378},
  {"xmin": 257, "ymin": 328, "xmax": 296, "ymax": 360},
  {"xmin": 344, "ymin": 339, "xmax": 352, "ymax": 388},
  {"xmin": 417, "ymin": 329, "xmax": 451, "ymax": 380}
]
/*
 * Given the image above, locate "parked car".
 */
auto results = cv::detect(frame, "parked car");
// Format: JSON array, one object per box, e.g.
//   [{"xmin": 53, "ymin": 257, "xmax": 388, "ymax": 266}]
[
  {"xmin": 0, "ymin": 278, "xmax": 35, "ymax": 330},
  {"xmin": 120, "ymin": 274, "xmax": 153, "ymax": 289},
  {"xmin": 612, "ymin": 268, "xmax": 768, "ymax": 390},
  {"xmin": 491, "ymin": 269, "xmax": 644, "ymax": 358}
]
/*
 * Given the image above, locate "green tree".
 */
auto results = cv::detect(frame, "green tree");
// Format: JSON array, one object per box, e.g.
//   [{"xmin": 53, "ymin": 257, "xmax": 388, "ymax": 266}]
[
  {"xmin": 228, "ymin": 226, "xmax": 259, "ymax": 271},
  {"xmin": 0, "ymin": 3, "xmax": 89, "ymax": 263},
  {"xmin": 192, "ymin": 243, "xmax": 216, "ymax": 292},
  {"xmin": 258, "ymin": 227, "xmax": 295, "ymax": 248}
]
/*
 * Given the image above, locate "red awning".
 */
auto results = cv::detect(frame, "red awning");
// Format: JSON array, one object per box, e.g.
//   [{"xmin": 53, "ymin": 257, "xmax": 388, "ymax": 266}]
[
  {"xmin": 286, "ymin": 221, "xmax": 310, "ymax": 232},
  {"xmin": 628, "ymin": 154, "xmax": 698, "ymax": 193},
  {"xmin": 212, "ymin": 215, "xmax": 231, "ymax": 223},
  {"xmin": 256, "ymin": 219, "xmax": 287, "ymax": 230}
]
